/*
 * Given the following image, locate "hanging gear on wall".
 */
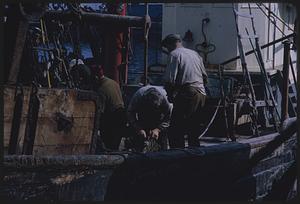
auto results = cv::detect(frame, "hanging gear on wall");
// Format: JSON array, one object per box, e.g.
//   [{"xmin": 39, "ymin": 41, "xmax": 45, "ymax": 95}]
[{"xmin": 195, "ymin": 18, "xmax": 216, "ymax": 65}]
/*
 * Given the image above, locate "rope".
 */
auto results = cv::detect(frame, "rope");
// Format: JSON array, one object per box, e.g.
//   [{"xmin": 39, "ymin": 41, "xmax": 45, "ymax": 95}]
[{"xmin": 198, "ymin": 99, "xmax": 222, "ymax": 139}]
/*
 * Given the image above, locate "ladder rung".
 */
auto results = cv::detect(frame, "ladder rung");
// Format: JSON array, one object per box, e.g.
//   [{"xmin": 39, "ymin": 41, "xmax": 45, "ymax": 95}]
[
  {"xmin": 234, "ymin": 9, "xmax": 254, "ymax": 18},
  {"xmin": 290, "ymin": 97, "xmax": 297, "ymax": 104},
  {"xmin": 239, "ymin": 34, "xmax": 258, "ymax": 39},
  {"xmin": 289, "ymin": 83, "xmax": 295, "ymax": 88},
  {"xmin": 255, "ymin": 100, "xmax": 275, "ymax": 107}
]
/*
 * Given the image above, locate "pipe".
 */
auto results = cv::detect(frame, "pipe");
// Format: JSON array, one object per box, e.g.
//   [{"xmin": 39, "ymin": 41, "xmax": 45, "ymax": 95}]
[
  {"xmin": 245, "ymin": 28, "xmax": 281, "ymax": 124},
  {"xmin": 103, "ymin": 3, "xmax": 127, "ymax": 84},
  {"xmin": 143, "ymin": 3, "xmax": 150, "ymax": 85},
  {"xmin": 281, "ymin": 41, "xmax": 291, "ymax": 123},
  {"xmin": 289, "ymin": 56, "xmax": 297, "ymax": 85},
  {"xmin": 221, "ymin": 33, "xmax": 295, "ymax": 65},
  {"xmin": 44, "ymin": 10, "xmax": 146, "ymax": 29},
  {"xmin": 268, "ymin": 15, "xmax": 277, "ymax": 69},
  {"xmin": 266, "ymin": 3, "xmax": 271, "ymax": 61},
  {"xmin": 272, "ymin": 15, "xmax": 276, "ymax": 69},
  {"xmin": 123, "ymin": 28, "xmax": 129, "ymax": 85},
  {"xmin": 7, "ymin": 20, "xmax": 29, "ymax": 84},
  {"xmin": 117, "ymin": 3, "xmax": 127, "ymax": 85}
]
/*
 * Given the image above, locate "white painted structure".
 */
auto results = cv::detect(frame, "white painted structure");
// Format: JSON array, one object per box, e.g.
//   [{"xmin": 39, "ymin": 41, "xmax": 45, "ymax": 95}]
[{"xmin": 162, "ymin": 3, "xmax": 296, "ymax": 79}]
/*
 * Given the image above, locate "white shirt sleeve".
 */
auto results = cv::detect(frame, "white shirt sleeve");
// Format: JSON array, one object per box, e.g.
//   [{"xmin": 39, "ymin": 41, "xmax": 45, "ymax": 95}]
[
  {"xmin": 197, "ymin": 52, "xmax": 208, "ymax": 78},
  {"xmin": 164, "ymin": 54, "xmax": 179, "ymax": 85}
]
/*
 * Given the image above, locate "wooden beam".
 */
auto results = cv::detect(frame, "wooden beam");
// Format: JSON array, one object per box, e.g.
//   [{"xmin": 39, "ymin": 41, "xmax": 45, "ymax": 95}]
[
  {"xmin": 44, "ymin": 10, "xmax": 148, "ymax": 29},
  {"xmin": 7, "ymin": 20, "xmax": 29, "ymax": 85}
]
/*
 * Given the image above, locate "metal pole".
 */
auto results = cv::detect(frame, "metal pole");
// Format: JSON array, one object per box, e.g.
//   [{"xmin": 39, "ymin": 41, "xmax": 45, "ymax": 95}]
[
  {"xmin": 266, "ymin": 3, "xmax": 271, "ymax": 61},
  {"xmin": 104, "ymin": 2, "xmax": 127, "ymax": 84},
  {"xmin": 281, "ymin": 41, "xmax": 291, "ymax": 123},
  {"xmin": 218, "ymin": 65, "xmax": 235, "ymax": 141},
  {"xmin": 246, "ymin": 6, "xmax": 281, "ymax": 121},
  {"xmin": 7, "ymin": 20, "xmax": 29, "ymax": 84},
  {"xmin": 233, "ymin": 5, "xmax": 260, "ymax": 136},
  {"xmin": 245, "ymin": 28, "xmax": 280, "ymax": 130},
  {"xmin": 45, "ymin": 10, "xmax": 146, "ymax": 29},
  {"xmin": 258, "ymin": 3, "xmax": 295, "ymax": 32},
  {"xmin": 143, "ymin": 3, "xmax": 150, "ymax": 85},
  {"xmin": 289, "ymin": 56, "xmax": 297, "ymax": 85},
  {"xmin": 221, "ymin": 33, "xmax": 295, "ymax": 66},
  {"xmin": 270, "ymin": 15, "xmax": 276, "ymax": 69}
]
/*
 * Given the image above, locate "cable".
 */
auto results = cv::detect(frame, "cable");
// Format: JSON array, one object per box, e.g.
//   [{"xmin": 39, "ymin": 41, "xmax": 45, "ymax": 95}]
[
  {"xmin": 195, "ymin": 18, "xmax": 216, "ymax": 63},
  {"xmin": 198, "ymin": 99, "xmax": 222, "ymax": 139}
]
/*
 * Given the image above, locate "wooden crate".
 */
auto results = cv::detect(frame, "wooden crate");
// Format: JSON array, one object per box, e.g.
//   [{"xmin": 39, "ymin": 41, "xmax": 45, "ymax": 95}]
[{"xmin": 4, "ymin": 86, "xmax": 96, "ymax": 155}]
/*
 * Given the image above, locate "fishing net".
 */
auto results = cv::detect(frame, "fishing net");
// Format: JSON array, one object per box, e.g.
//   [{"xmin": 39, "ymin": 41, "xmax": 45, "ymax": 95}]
[{"xmin": 142, "ymin": 138, "xmax": 161, "ymax": 153}]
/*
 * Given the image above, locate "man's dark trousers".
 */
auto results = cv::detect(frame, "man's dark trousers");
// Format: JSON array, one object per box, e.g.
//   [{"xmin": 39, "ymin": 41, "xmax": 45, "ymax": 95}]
[{"xmin": 168, "ymin": 86, "xmax": 206, "ymax": 148}]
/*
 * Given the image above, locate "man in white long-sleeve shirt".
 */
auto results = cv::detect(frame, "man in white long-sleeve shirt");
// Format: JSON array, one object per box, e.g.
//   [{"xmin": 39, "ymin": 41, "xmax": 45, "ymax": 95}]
[
  {"xmin": 162, "ymin": 34, "xmax": 208, "ymax": 148},
  {"xmin": 127, "ymin": 85, "xmax": 172, "ymax": 152}
]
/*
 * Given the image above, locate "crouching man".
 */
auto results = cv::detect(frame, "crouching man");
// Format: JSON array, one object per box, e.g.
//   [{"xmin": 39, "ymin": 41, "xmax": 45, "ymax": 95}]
[{"xmin": 127, "ymin": 85, "xmax": 172, "ymax": 152}]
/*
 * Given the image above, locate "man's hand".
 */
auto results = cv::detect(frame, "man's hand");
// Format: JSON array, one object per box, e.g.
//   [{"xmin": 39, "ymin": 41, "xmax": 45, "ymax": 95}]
[
  {"xmin": 137, "ymin": 129, "xmax": 147, "ymax": 138},
  {"xmin": 203, "ymin": 75, "xmax": 208, "ymax": 85},
  {"xmin": 164, "ymin": 83, "xmax": 174, "ymax": 96},
  {"xmin": 165, "ymin": 83, "xmax": 177, "ymax": 103},
  {"xmin": 150, "ymin": 128, "xmax": 161, "ymax": 140}
]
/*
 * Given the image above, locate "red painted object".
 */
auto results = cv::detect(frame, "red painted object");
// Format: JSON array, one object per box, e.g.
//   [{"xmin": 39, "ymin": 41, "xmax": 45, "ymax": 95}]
[{"xmin": 103, "ymin": 3, "xmax": 127, "ymax": 85}]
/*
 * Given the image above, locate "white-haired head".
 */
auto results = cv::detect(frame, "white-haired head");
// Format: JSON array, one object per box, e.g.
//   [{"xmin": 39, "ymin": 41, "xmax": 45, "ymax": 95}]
[{"xmin": 69, "ymin": 59, "xmax": 84, "ymax": 69}]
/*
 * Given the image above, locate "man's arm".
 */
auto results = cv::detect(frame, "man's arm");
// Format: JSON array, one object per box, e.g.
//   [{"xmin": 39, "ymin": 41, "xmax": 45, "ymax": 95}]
[
  {"xmin": 197, "ymin": 53, "xmax": 208, "ymax": 84},
  {"xmin": 127, "ymin": 90, "xmax": 143, "ymax": 132},
  {"xmin": 157, "ymin": 100, "xmax": 172, "ymax": 132},
  {"xmin": 164, "ymin": 82, "xmax": 175, "ymax": 102},
  {"xmin": 164, "ymin": 55, "xmax": 179, "ymax": 102},
  {"xmin": 150, "ymin": 99, "xmax": 171, "ymax": 140},
  {"xmin": 202, "ymin": 69, "xmax": 208, "ymax": 85}
]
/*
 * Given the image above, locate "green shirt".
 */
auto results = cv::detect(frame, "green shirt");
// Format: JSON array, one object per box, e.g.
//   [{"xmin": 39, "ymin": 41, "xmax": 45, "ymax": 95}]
[{"xmin": 96, "ymin": 76, "xmax": 124, "ymax": 113}]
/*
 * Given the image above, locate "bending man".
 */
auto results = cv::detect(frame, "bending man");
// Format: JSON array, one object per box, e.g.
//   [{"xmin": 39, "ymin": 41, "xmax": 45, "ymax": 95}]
[{"xmin": 127, "ymin": 85, "xmax": 172, "ymax": 152}]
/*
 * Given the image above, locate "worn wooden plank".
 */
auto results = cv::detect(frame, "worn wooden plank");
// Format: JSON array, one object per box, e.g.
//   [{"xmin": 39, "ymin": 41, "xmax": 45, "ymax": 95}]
[
  {"xmin": 4, "ymin": 117, "xmax": 27, "ymax": 154},
  {"xmin": 7, "ymin": 20, "xmax": 29, "ymax": 84},
  {"xmin": 3, "ymin": 86, "xmax": 31, "ymax": 153},
  {"xmin": 4, "ymin": 155, "xmax": 126, "ymax": 168},
  {"xmin": 37, "ymin": 89, "xmax": 95, "ymax": 116},
  {"xmin": 3, "ymin": 86, "xmax": 97, "ymax": 155},
  {"xmin": 33, "ymin": 144, "xmax": 90, "ymax": 155},
  {"xmin": 34, "ymin": 118, "xmax": 94, "ymax": 145}
]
